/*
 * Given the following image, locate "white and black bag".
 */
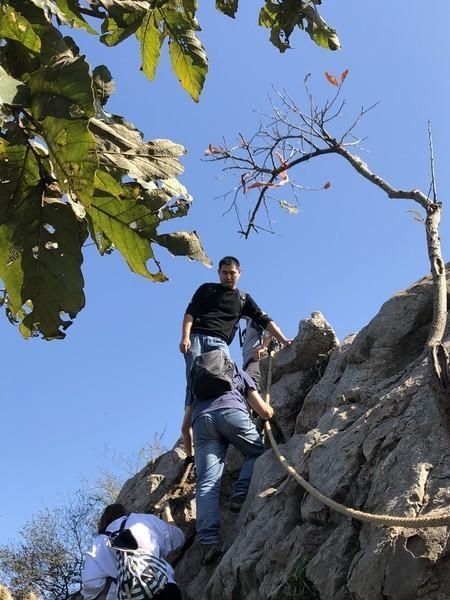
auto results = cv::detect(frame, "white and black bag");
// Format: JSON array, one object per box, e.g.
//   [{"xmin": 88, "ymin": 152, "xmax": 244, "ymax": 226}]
[{"xmin": 106, "ymin": 519, "xmax": 169, "ymax": 600}]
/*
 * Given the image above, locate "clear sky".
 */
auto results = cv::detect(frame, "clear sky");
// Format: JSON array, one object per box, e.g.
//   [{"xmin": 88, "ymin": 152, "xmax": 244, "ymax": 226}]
[{"xmin": 2, "ymin": 2, "xmax": 450, "ymax": 543}]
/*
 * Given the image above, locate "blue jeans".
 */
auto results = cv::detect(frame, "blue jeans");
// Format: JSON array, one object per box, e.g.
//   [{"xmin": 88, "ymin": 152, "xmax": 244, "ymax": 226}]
[
  {"xmin": 193, "ymin": 408, "xmax": 265, "ymax": 544},
  {"xmin": 184, "ymin": 334, "xmax": 230, "ymax": 405}
]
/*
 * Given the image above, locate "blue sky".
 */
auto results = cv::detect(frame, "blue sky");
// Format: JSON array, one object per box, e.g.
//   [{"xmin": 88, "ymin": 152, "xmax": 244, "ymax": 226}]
[{"xmin": 2, "ymin": 2, "xmax": 450, "ymax": 543}]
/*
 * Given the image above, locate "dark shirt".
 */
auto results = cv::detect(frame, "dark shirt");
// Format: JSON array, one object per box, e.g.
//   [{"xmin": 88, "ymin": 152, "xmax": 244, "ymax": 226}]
[
  {"xmin": 186, "ymin": 283, "xmax": 271, "ymax": 344},
  {"xmin": 188, "ymin": 367, "xmax": 257, "ymax": 423}
]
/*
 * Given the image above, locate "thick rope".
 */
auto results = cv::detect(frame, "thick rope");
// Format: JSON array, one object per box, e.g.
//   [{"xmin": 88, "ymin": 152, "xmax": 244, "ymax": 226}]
[{"xmin": 263, "ymin": 352, "xmax": 450, "ymax": 527}]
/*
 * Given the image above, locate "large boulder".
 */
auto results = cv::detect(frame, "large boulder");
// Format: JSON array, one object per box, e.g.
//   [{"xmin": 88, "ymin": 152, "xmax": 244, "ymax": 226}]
[{"xmin": 118, "ymin": 268, "xmax": 450, "ymax": 600}]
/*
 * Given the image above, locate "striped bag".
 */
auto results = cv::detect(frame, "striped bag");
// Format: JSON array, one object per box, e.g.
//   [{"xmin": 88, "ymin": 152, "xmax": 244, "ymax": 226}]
[{"xmin": 106, "ymin": 520, "xmax": 169, "ymax": 600}]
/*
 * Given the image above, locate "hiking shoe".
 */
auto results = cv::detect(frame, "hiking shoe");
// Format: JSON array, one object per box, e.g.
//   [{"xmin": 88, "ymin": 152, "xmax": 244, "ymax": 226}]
[
  {"xmin": 200, "ymin": 543, "xmax": 222, "ymax": 565},
  {"xmin": 229, "ymin": 495, "xmax": 247, "ymax": 513}
]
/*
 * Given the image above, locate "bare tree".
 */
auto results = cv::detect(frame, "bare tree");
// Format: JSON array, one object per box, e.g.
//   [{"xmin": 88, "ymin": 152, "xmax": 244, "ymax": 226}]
[
  {"xmin": 207, "ymin": 73, "xmax": 450, "ymax": 427},
  {"xmin": 0, "ymin": 490, "xmax": 102, "ymax": 600}
]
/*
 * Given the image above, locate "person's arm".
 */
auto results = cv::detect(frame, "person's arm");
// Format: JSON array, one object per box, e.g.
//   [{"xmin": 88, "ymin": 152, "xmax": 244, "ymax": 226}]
[
  {"xmin": 179, "ymin": 313, "xmax": 194, "ymax": 354},
  {"xmin": 181, "ymin": 405, "xmax": 194, "ymax": 457},
  {"xmin": 246, "ymin": 388, "xmax": 274, "ymax": 420},
  {"xmin": 252, "ymin": 331, "xmax": 272, "ymax": 361},
  {"xmin": 82, "ymin": 578, "xmax": 110, "ymax": 600},
  {"xmin": 265, "ymin": 320, "xmax": 292, "ymax": 346},
  {"xmin": 81, "ymin": 550, "xmax": 109, "ymax": 600},
  {"xmin": 159, "ymin": 502, "xmax": 185, "ymax": 553}
]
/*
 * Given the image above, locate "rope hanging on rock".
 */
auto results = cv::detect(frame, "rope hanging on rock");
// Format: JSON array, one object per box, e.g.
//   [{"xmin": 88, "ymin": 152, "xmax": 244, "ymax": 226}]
[{"xmin": 263, "ymin": 351, "xmax": 450, "ymax": 528}]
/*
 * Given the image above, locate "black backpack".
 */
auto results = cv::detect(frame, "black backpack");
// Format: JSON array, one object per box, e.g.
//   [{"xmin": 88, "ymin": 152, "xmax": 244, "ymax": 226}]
[{"xmin": 190, "ymin": 349, "xmax": 235, "ymax": 401}]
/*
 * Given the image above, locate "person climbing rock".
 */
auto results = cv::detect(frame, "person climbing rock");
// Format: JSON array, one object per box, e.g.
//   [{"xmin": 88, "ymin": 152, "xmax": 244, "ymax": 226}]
[
  {"xmin": 181, "ymin": 351, "xmax": 273, "ymax": 565},
  {"xmin": 179, "ymin": 255, "xmax": 291, "ymax": 405},
  {"xmin": 81, "ymin": 503, "xmax": 184, "ymax": 600}
]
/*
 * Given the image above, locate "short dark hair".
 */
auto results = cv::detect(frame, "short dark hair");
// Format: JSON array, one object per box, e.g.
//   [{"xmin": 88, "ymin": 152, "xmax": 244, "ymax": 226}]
[
  {"xmin": 218, "ymin": 256, "xmax": 240, "ymax": 270},
  {"xmin": 98, "ymin": 503, "xmax": 127, "ymax": 534}
]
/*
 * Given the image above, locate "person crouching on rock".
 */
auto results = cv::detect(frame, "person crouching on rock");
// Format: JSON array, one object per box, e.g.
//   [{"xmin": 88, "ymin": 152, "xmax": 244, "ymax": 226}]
[{"xmin": 81, "ymin": 502, "xmax": 184, "ymax": 600}]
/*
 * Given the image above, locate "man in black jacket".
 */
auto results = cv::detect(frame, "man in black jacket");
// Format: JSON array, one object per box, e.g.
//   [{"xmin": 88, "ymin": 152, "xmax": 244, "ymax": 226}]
[{"xmin": 179, "ymin": 256, "xmax": 290, "ymax": 405}]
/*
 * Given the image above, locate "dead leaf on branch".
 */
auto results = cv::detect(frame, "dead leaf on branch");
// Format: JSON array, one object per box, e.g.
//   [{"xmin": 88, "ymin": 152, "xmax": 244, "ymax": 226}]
[{"xmin": 325, "ymin": 71, "xmax": 339, "ymax": 86}]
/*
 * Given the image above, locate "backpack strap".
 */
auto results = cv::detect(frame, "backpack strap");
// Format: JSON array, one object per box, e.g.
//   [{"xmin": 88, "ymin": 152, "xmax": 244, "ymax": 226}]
[
  {"xmin": 238, "ymin": 290, "xmax": 247, "ymax": 316},
  {"xmin": 105, "ymin": 516, "xmax": 127, "ymax": 537}
]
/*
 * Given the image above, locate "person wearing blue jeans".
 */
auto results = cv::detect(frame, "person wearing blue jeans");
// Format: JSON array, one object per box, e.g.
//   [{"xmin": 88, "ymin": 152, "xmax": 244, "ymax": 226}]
[
  {"xmin": 179, "ymin": 256, "xmax": 291, "ymax": 406},
  {"xmin": 181, "ymin": 357, "xmax": 274, "ymax": 565}
]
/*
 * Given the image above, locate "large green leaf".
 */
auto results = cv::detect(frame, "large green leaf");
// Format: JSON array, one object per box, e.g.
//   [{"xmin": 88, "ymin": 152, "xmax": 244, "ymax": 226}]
[
  {"xmin": 0, "ymin": 194, "xmax": 87, "ymax": 339},
  {"xmin": 216, "ymin": 0, "xmax": 239, "ymax": 18},
  {"xmin": 0, "ymin": 5, "xmax": 41, "ymax": 52},
  {"xmin": 0, "ymin": 66, "xmax": 30, "ymax": 107},
  {"xmin": 0, "ymin": 2, "xmax": 69, "ymax": 78},
  {"xmin": 87, "ymin": 170, "xmax": 210, "ymax": 279},
  {"xmin": 165, "ymin": 10, "xmax": 208, "ymax": 102},
  {"xmin": 28, "ymin": 54, "xmax": 97, "ymax": 206},
  {"xmin": 29, "ymin": 53, "xmax": 95, "ymax": 118},
  {"xmin": 37, "ymin": 116, "xmax": 97, "ymax": 207},
  {"xmin": 88, "ymin": 170, "xmax": 168, "ymax": 281},
  {"xmin": 137, "ymin": 11, "xmax": 164, "ymax": 81},
  {"xmin": 90, "ymin": 116, "xmax": 185, "ymax": 183}
]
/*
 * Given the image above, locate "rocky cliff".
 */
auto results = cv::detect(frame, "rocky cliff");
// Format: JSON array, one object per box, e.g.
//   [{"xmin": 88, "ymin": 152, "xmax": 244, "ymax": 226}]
[{"xmin": 117, "ymin": 268, "xmax": 450, "ymax": 600}]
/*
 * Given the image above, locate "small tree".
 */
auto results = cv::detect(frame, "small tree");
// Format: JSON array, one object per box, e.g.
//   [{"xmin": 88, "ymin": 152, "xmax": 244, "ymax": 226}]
[{"xmin": 0, "ymin": 490, "xmax": 102, "ymax": 600}]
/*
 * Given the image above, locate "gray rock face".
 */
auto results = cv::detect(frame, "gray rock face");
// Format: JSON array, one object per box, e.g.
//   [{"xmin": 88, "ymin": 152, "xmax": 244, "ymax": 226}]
[{"xmin": 118, "ymin": 269, "xmax": 450, "ymax": 600}]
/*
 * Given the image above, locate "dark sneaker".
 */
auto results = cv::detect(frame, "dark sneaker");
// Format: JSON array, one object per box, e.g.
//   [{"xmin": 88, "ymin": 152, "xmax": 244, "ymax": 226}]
[
  {"xmin": 200, "ymin": 543, "xmax": 222, "ymax": 565},
  {"xmin": 229, "ymin": 495, "xmax": 247, "ymax": 513}
]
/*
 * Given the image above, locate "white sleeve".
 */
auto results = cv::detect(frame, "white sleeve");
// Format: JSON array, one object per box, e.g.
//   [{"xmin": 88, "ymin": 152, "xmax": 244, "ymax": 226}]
[
  {"xmin": 81, "ymin": 577, "xmax": 109, "ymax": 600},
  {"xmin": 164, "ymin": 521, "xmax": 185, "ymax": 555}
]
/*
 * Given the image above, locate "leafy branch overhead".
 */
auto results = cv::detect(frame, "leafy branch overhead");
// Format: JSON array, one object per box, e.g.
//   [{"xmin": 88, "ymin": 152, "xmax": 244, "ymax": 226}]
[
  {"xmin": 0, "ymin": 2, "xmax": 211, "ymax": 340},
  {"xmin": 0, "ymin": 0, "xmax": 338, "ymax": 340}
]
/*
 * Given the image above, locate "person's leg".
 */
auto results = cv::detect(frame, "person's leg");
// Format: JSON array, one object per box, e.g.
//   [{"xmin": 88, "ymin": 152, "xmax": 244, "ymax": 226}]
[
  {"xmin": 216, "ymin": 408, "xmax": 265, "ymax": 500},
  {"xmin": 193, "ymin": 413, "xmax": 228, "ymax": 545},
  {"xmin": 203, "ymin": 336, "xmax": 230, "ymax": 357},
  {"xmin": 184, "ymin": 334, "xmax": 202, "ymax": 405}
]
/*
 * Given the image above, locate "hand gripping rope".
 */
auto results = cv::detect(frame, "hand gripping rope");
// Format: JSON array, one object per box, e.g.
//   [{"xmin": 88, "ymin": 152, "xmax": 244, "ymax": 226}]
[{"xmin": 263, "ymin": 352, "xmax": 450, "ymax": 528}]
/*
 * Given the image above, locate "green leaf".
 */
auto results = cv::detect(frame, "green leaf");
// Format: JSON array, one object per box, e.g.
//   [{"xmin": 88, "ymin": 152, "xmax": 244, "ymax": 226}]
[
  {"xmin": 54, "ymin": 0, "xmax": 96, "ymax": 33},
  {"xmin": 137, "ymin": 11, "xmax": 164, "ymax": 81},
  {"xmin": 0, "ymin": 5, "xmax": 41, "ymax": 52},
  {"xmin": 90, "ymin": 116, "xmax": 185, "ymax": 183},
  {"xmin": 216, "ymin": 0, "xmax": 239, "ymax": 18},
  {"xmin": 28, "ymin": 0, "xmax": 96, "ymax": 34},
  {"xmin": 155, "ymin": 231, "xmax": 211, "ymax": 266},
  {"xmin": 0, "ymin": 195, "xmax": 87, "ymax": 340},
  {"xmin": 88, "ymin": 170, "xmax": 168, "ymax": 281},
  {"xmin": 28, "ymin": 54, "xmax": 98, "ymax": 206},
  {"xmin": 100, "ymin": 14, "xmax": 143, "ymax": 47},
  {"xmin": 37, "ymin": 116, "xmax": 98, "ymax": 207},
  {"xmin": 0, "ymin": 136, "xmax": 41, "ymax": 223},
  {"xmin": 0, "ymin": 66, "xmax": 30, "ymax": 107},
  {"xmin": 164, "ymin": 10, "xmax": 208, "ymax": 102},
  {"xmin": 92, "ymin": 65, "xmax": 115, "ymax": 106},
  {"xmin": 259, "ymin": 0, "xmax": 339, "ymax": 53},
  {"xmin": 305, "ymin": 16, "xmax": 340, "ymax": 50},
  {"xmin": 29, "ymin": 53, "xmax": 95, "ymax": 119}
]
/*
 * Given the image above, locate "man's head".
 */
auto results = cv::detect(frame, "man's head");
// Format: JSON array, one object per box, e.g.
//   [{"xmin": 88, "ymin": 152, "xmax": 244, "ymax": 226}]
[
  {"xmin": 218, "ymin": 256, "xmax": 241, "ymax": 289},
  {"xmin": 98, "ymin": 503, "xmax": 127, "ymax": 534}
]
